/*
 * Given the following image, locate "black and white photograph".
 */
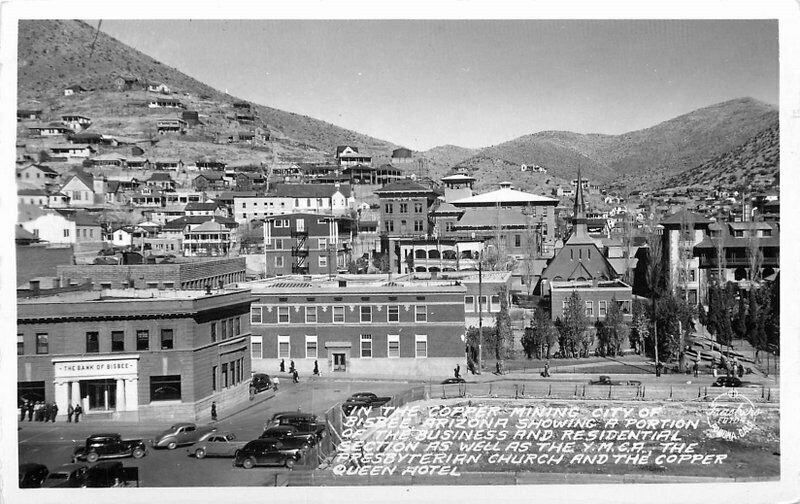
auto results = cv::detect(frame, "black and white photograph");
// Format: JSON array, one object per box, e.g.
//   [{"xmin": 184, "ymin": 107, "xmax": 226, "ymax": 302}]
[{"xmin": 1, "ymin": 1, "xmax": 797, "ymax": 503}]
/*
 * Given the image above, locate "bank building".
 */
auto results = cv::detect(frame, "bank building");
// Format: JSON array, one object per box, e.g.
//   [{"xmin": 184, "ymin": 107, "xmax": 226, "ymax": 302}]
[{"xmin": 17, "ymin": 288, "xmax": 253, "ymax": 421}]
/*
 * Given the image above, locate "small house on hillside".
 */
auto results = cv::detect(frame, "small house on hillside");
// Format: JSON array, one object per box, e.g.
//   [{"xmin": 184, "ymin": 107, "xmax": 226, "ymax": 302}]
[
  {"xmin": 233, "ymin": 101, "xmax": 252, "ymax": 110},
  {"xmin": 153, "ymin": 159, "xmax": 183, "ymax": 171},
  {"xmin": 114, "ymin": 75, "xmax": 144, "ymax": 91},
  {"xmin": 182, "ymin": 111, "xmax": 202, "ymax": 125},
  {"xmin": 148, "ymin": 82, "xmax": 171, "ymax": 94},
  {"xmin": 64, "ymin": 85, "xmax": 88, "ymax": 96},
  {"xmin": 61, "ymin": 114, "xmax": 92, "ymax": 131},
  {"xmin": 391, "ymin": 147, "xmax": 414, "ymax": 164},
  {"xmin": 156, "ymin": 118, "xmax": 188, "ymax": 135},
  {"xmin": 235, "ymin": 113, "xmax": 256, "ymax": 123},
  {"xmin": 28, "ymin": 123, "xmax": 73, "ymax": 137},
  {"xmin": 148, "ymin": 97, "xmax": 185, "ymax": 109},
  {"xmin": 146, "ymin": 172, "xmax": 176, "ymax": 192},
  {"xmin": 49, "ymin": 144, "xmax": 96, "ymax": 159},
  {"xmin": 336, "ymin": 145, "xmax": 372, "ymax": 167},
  {"xmin": 17, "ymin": 109, "xmax": 43, "ymax": 121}
]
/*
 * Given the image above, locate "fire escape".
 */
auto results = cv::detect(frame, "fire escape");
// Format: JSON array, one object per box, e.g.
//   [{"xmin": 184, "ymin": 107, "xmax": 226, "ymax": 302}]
[{"xmin": 291, "ymin": 226, "xmax": 309, "ymax": 274}]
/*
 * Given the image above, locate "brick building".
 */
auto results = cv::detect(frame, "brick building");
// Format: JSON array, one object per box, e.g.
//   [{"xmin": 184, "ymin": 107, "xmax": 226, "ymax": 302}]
[
  {"xmin": 56, "ymin": 257, "xmax": 247, "ymax": 290},
  {"xmin": 263, "ymin": 213, "xmax": 352, "ymax": 275},
  {"xmin": 246, "ymin": 275, "xmax": 466, "ymax": 378},
  {"xmin": 17, "ymin": 288, "xmax": 252, "ymax": 422}
]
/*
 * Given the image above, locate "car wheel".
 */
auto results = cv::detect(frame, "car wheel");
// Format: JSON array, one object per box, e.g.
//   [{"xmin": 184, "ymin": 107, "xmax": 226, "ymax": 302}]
[
  {"xmin": 285, "ymin": 458, "xmax": 295, "ymax": 469},
  {"xmin": 195, "ymin": 448, "xmax": 206, "ymax": 459},
  {"xmin": 86, "ymin": 452, "xmax": 99, "ymax": 463},
  {"xmin": 132, "ymin": 447, "xmax": 145, "ymax": 459},
  {"xmin": 242, "ymin": 457, "xmax": 255, "ymax": 469},
  {"xmin": 167, "ymin": 440, "xmax": 177, "ymax": 450}
]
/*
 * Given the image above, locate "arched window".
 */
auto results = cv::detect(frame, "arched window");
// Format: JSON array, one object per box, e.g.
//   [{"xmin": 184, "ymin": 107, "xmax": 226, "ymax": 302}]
[
  {"xmin": 415, "ymin": 249, "xmax": 427, "ymax": 259},
  {"xmin": 428, "ymin": 250, "xmax": 440, "ymax": 259}
]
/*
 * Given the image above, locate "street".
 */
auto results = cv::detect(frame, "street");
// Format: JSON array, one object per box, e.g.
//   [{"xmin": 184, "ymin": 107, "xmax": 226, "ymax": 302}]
[{"xmin": 18, "ymin": 378, "xmax": 414, "ymax": 487}]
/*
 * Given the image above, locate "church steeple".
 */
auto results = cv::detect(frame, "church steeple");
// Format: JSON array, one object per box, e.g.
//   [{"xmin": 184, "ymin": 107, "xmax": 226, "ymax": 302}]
[{"xmin": 570, "ymin": 165, "xmax": 590, "ymax": 240}]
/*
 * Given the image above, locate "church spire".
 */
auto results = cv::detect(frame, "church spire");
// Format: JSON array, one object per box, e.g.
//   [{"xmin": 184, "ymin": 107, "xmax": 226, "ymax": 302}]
[{"xmin": 569, "ymin": 164, "xmax": 590, "ymax": 241}]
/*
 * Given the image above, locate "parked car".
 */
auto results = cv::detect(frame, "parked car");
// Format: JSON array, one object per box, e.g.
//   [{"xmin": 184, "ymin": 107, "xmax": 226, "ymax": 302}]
[
  {"xmin": 588, "ymin": 376, "xmax": 641, "ymax": 386},
  {"xmin": 441, "ymin": 378, "xmax": 466, "ymax": 385},
  {"xmin": 256, "ymin": 435, "xmax": 311, "ymax": 460},
  {"xmin": 261, "ymin": 425, "xmax": 318, "ymax": 446},
  {"xmin": 41, "ymin": 463, "xmax": 89, "ymax": 488},
  {"xmin": 190, "ymin": 432, "xmax": 247, "ymax": 459},
  {"xmin": 712, "ymin": 376, "xmax": 743, "ymax": 387},
  {"xmin": 265, "ymin": 411, "xmax": 318, "ymax": 430},
  {"xmin": 342, "ymin": 392, "xmax": 392, "ymax": 415},
  {"xmin": 19, "ymin": 463, "xmax": 48, "ymax": 488},
  {"xmin": 72, "ymin": 433, "xmax": 147, "ymax": 463},
  {"xmin": 234, "ymin": 439, "xmax": 298, "ymax": 469},
  {"xmin": 251, "ymin": 373, "xmax": 272, "ymax": 393},
  {"xmin": 82, "ymin": 461, "xmax": 138, "ymax": 488},
  {"xmin": 153, "ymin": 422, "xmax": 217, "ymax": 450}
]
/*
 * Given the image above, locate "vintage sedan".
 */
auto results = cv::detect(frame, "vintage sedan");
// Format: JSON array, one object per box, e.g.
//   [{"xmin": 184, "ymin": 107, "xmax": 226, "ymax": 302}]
[
  {"xmin": 153, "ymin": 422, "xmax": 217, "ymax": 450},
  {"xmin": 261, "ymin": 425, "xmax": 317, "ymax": 447},
  {"xmin": 72, "ymin": 433, "xmax": 147, "ymax": 463},
  {"xmin": 82, "ymin": 461, "xmax": 138, "ymax": 488},
  {"xmin": 234, "ymin": 439, "xmax": 297, "ymax": 469},
  {"xmin": 342, "ymin": 392, "xmax": 392, "ymax": 415},
  {"xmin": 41, "ymin": 463, "xmax": 89, "ymax": 488},
  {"xmin": 19, "ymin": 463, "xmax": 49, "ymax": 488},
  {"xmin": 256, "ymin": 435, "xmax": 311, "ymax": 460},
  {"xmin": 190, "ymin": 432, "xmax": 247, "ymax": 459}
]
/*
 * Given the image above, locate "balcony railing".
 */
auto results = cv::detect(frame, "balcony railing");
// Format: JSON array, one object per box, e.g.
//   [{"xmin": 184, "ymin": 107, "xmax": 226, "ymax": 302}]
[
  {"xmin": 290, "ymin": 229, "xmax": 308, "ymax": 238},
  {"xmin": 698, "ymin": 256, "xmax": 780, "ymax": 268}
]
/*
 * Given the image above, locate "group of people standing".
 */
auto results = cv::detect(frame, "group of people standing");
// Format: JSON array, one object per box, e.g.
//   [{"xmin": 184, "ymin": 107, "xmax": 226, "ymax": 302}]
[{"xmin": 19, "ymin": 400, "xmax": 82, "ymax": 422}]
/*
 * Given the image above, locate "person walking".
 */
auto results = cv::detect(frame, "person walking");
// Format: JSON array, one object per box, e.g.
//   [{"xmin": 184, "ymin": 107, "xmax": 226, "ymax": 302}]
[
  {"xmin": 280, "ymin": 359, "xmax": 285, "ymax": 373},
  {"xmin": 67, "ymin": 403, "xmax": 74, "ymax": 423},
  {"xmin": 289, "ymin": 360, "xmax": 296, "ymax": 373},
  {"xmin": 292, "ymin": 369, "xmax": 299, "ymax": 383},
  {"xmin": 544, "ymin": 360, "xmax": 550, "ymax": 377},
  {"xmin": 313, "ymin": 360, "xmax": 319, "ymax": 376},
  {"xmin": 272, "ymin": 375, "xmax": 280, "ymax": 392},
  {"xmin": 34, "ymin": 402, "xmax": 43, "ymax": 422},
  {"xmin": 211, "ymin": 402, "xmax": 218, "ymax": 421},
  {"xmin": 693, "ymin": 359, "xmax": 699, "ymax": 377},
  {"xmin": 20, "ymin": 400, "xmax": 28, "ymax": 422},
  {"xmin": 50, "ymin": 403, "xmax": 59, "ymax": 422},
  {"xmin": 73, "ymin": 404, "xmax": 82, "ymax": 423},
  {"xmin": 26, "ymin": 401, "xmax": 33, "ymax": 422}
]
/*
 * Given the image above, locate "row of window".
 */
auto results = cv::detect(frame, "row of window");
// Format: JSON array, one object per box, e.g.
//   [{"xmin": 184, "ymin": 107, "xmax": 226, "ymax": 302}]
[
  {"xmin": 384, "ymin": 202, "xmax": 425, "ymax": 214},
  {"xmin": 561, "ymin": 299, "xmax": 632, "ymax": 318},
  {"xmin": 272, "ymin": 217, "xmax": 331, "ymax": 228},
  {"xmin": 251, "ymin": 334, "xmax": 428, "ymax": 359},
  {"xmin": 383, "ymin": 220, "xmax": 425, "ymax": 233},
  {"xmin": 18, "ymin": 329, "xmax": 174, "ymax": 355},
  {"xmin": 269, "ymin": 238, "xmax": 333, "ymax": 250},
  {"xmin": 270, "ymin": 255, "xmax": 330, "ymax": 269},
  {"xmin": 211, "ymin": 357, "xmax": 245, "ymax": 392},
  {"xmin": 464, "ymin": 295, "xmax": 502, "ymax": 313},
  {"xmin": 251, "ymin": 305, "xmax": 428, "ymax": 325},
  {"xmin": 98, "ymin": 281, "xmax": 176, "ymax": 289},
  {"xmin": 210, "ymin": 316, "xmax": 242, "ymax": 342}
]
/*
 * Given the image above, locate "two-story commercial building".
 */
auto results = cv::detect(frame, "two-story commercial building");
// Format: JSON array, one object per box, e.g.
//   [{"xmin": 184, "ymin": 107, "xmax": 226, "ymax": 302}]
[
  {"xmin": 17, "ymin": 288, "xmax": 252, "ymax": 422},
  {"xmin": 246, "ymin": 275, "xmax": 466, "ymax": 378}
]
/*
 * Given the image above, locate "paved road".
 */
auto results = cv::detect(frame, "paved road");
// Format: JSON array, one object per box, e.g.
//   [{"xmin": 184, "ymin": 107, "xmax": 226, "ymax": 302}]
[{"xmin": 18, "ymin": 379, "xmax": 414, "ymax": 487}]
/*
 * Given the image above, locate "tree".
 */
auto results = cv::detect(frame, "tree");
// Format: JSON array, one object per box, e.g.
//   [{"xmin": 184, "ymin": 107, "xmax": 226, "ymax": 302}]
[
  {"xmin": 747, "ymin": 231, "xmax": 763, "ymax": 285},
  {"xmin": 522, "ymin": 307, "xmax": 558, "ymax": 359},
  {"xmin": 493, "ymin": 287, "xmax": 513, "ymax": 360},
  {"xmin": 601, "ymin": 297, "xmax": 629, "ymax": 357},
  {"xmin": 645, "ymin": 231, "xmax": 666, "ymax": 298},
  {"xmin": 631, "ymin": 300, "xmax": 650, "ymax": 355},
  {"xmin": 652, "ymin": 294, "xmax": 693, "ymax": 364},
  {"xmin": 556, "ymin": 291, "xmax": 589, "ymax": 358},
  {"xmin": 466, "ymin": 325, "xmax": 497, "ymax": 365}
]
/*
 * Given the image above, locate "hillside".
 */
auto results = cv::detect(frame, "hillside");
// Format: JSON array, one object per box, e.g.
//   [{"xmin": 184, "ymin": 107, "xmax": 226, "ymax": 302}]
[
  {"xmin": 17, "ymin": 20, "xmax": 397, "ymax": 162},
  {"xmin": 455, "ymin": 98, "xmax": 777, "ymax": 191},
  {"xmin": 661, "ymin": 121, "xmax": 779, "ymax": 191}
]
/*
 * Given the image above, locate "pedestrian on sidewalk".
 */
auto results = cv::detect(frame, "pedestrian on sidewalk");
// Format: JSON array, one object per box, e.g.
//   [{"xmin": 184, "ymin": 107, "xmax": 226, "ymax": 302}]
[
  {"xmin": 67, "ymin": 403, "xmax": 74, "ymax": 423},
  {"xmin": 26, "ymin": 401, "xmax": 33, "ymax": 421},
  {"xmin": 467, "ymin": 360, "xmax": 476, "ymax": 375},
  {"xmin": 273, "ymin": 376, "xmax": 280, "ymax": 392},
  {"xmin": 50, "ymin": 403, "xmax": 59, "ymax": 422},
  {"xmin": 73, "ymin": 404, "xmax": 82, "ymax": 423},
  {"xmin": 292, "ymin": 369, "xmax": 299, "ymax": 383},
  {"xmin": 693, "ymin": 360, "xmax": 699, "ymax": 377},
  {"xmin": 313, "ymin": 360, "xmax": 319, "ymax": 376},
  {"xmin": 544, "ymin": 360, "xmax": 550, "ymax": 377},
  {"xmin": 454, "ymin": 364, "xmax": 461, "ymax": 379},
  {"xmin": 34, "ymin": 402, "xmax": 44, "ymax": 422},
  {"xmin": 290, "ymin": 360, "xmax": 296, "ymax": 373},
  {"xmin": 20, "ymin": 400, "xmax": 28, "ymax": 422},
  {"xmin": 280, "ymin": 359, "xmax": 285, "ymax": 373},
  {"xmin": 211, "ymin": 402, "xmax": 218, "ymax": 421}
]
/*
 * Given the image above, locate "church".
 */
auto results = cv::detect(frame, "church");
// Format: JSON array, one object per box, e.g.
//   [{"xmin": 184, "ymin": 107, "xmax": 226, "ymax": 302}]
[{"xmin": 536, "ymin": 169, "xmax": 633, "ymax": 322}]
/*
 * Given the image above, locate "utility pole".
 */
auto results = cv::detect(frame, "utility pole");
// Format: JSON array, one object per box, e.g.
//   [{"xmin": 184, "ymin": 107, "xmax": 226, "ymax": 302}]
[
  {"xmin": 478, "ymin": 253, "xmax": 483, "ymax": 375},
  {"xmin": 654, "ymin": 318, "xmax": 660, "ymax": 377}
]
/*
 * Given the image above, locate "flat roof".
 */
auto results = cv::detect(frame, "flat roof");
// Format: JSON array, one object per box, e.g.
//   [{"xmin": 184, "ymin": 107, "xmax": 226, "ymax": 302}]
[
  {"xmin": 18, "ymin": 288, "xmax": 251, "ymax": 305},
  {"xmin": 243, "ymin": 274, "xmax": 466, "ymax": 294}
]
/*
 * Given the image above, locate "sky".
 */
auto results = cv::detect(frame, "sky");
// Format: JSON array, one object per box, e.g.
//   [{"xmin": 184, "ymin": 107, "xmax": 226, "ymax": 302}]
[{"xmin": 98, "ymin": 19, "xmax": 778, "ymax": 151}]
